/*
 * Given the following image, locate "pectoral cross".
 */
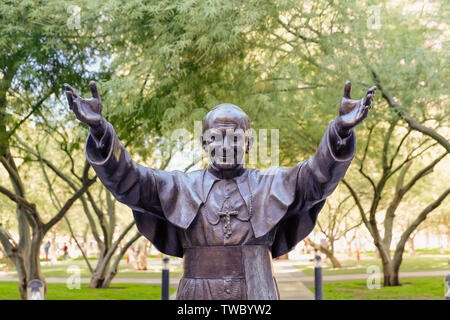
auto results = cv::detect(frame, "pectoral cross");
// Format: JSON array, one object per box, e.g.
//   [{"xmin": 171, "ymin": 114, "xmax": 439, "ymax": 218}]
[{"xmin": 218, "ymin": 196, "xmax": 238, "ymax": 238}]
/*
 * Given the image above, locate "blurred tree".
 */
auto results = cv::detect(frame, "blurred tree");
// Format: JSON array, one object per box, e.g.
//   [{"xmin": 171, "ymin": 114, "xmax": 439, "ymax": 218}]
[
  {"xmin": 82, "ymin": 0, "xmax": 450, "ymax": 287},
  {"xmin": 0, "ymin": 0, "xmax": 110, "ymax": 298},
  {"xmin": 220, "ymin": 0, "xmax": 449, "ymax": 285},
  {"xmin": 306, "ymin": 189, "xmax": 362, "ymax": 268},
  {"xmin": 1, "ymin": 0, "xmax": 448, "ymax": 297}
]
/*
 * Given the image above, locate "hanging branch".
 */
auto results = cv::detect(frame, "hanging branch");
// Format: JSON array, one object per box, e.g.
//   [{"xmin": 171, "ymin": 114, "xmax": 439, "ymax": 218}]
[
  {"xmin": 341, "ymin": 178, "xmax": 373, "ymax": 237},
  {"xmin": 370, "ymin": 68, "xmax": 450, "ymax": 153},
  {"xmin": 64, "ymin": 216, "xmax": 94, "ymax": 274},
  {"xmin": 38, "ymin": 152, "xmax": 94, "ymax": 273},
  {"xmin": 393, "ymin": 187, "xmax": 450, "ymax": 267},
  {"xmin": 103, "ymin": 232, "xmax": 142, "ymax": 287},
  {"xmin": 43, "ymin": 176, "xmax": 96, "ymax": 233},
  {"xmin": 95, "ymin": 221, "xmax": 136, "ymax": 275}
]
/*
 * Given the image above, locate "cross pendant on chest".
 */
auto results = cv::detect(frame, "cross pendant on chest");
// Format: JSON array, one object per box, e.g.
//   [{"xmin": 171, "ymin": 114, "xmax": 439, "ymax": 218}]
[{"xmin": 218, "ymin": 196, "xmax": 238, "ymax": 238}]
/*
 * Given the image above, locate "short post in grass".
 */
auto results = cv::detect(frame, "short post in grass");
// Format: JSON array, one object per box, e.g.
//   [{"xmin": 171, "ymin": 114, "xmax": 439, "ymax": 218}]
[
  {"xmin": 445, "ymin": 274, "xmax": 450, "ymax": 300},
  {"xmin": 161, "ymin": 256, "xmax": 170, "ymax": 300},
  {"xmin": 27, "ymin": 279, "xmax": 44, "ymax": 300},
  {"xmin": 314, "ymin": 248, "xmax": 323, "ymax": 300}
]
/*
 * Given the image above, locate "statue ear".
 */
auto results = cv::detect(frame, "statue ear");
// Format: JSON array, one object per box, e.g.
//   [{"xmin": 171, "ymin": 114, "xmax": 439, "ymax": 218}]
[{"xmin": 246, "ymin": 135, "xmax": 254, "ymax": 154}]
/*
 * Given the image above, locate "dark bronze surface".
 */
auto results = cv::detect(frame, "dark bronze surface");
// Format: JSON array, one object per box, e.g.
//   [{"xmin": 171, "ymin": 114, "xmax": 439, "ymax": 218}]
[
  {"xmin": 64, "ymin": 81, "xmax": 375, "ymax": 300},
  {"xmin": 183, "ymin": 246, "xmax": 245, "ymax": 279}
]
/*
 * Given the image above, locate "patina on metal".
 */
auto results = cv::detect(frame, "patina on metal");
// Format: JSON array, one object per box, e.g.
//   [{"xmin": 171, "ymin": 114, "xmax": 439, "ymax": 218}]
[{"xmin": 64, "ymin": 81, "xmax": 375, "ymax": 300}]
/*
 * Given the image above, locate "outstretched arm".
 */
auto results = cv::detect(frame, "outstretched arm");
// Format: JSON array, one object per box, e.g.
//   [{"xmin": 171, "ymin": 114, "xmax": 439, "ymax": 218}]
[
  {"xmin": 299, "ymin": 82, "xmax": 376, "ymax": 203},
  {"xmin": 64, "ymin": 82, "xmax": 160, "ymax": 214}
]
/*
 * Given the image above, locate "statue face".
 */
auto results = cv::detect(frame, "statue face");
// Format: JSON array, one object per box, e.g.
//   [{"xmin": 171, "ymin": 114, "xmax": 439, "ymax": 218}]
[{"xmin": 201, "ymin": 105, "xmax": 252, "ymax": 170}]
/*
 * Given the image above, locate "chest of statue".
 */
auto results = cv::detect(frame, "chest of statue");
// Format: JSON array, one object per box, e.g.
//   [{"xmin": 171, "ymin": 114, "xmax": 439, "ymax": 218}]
[
  {"xmin": 175, "ymin": 176, "xmax": 279, "ymax": 300},
  {"xmin": 179, "ymin": 178, "xmax": 270, "ymax": 246}
]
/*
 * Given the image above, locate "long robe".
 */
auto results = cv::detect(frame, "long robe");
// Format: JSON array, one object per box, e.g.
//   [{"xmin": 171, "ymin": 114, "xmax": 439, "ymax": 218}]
[{"xmin": 85, "ymin": 119, "xmax": 355, "ymax": 299}]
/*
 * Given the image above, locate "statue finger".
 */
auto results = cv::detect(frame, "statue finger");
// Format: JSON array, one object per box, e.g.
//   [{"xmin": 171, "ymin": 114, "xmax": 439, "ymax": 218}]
[
  {"xmin": 362, "ymin": 105, "xmax": 370, "ymax": 118},
  {"xmin": 72, "ymin": 98, "xmax": 81, "ymax": 118},
  {"xmin": 363, "ymin": 93, "xmax": 374, "ymax": 106},
  {"xmin": 366, "ymin": 86, "xmax": 377, "ymax": 95},
  {"xmin": 89, "ymin": 81, "xmax": 100, "ymax": 100},
  {"xmin": 65, "ymin": 90, "xmax": 74, "ymax": 110},
  {"xmin": 73, "ymin": 98, "xmax": 88, "ymax": 123},
  {"xmin": 344, "ymin": 81, "xmax": 352, "ymax": 99},
  {"xmin": 63, "ymin": 84, "xmax": 78, "ymax": 97}
]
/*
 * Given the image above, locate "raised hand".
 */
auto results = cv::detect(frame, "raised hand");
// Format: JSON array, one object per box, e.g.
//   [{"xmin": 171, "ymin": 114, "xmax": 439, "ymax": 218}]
[
  {"xmin": 336, "ymin": 81, "xmax": 376, "ymax": 136},
  {"xmin": 64, "ymin": 81, "xmax": 104, "ymax": 129}
]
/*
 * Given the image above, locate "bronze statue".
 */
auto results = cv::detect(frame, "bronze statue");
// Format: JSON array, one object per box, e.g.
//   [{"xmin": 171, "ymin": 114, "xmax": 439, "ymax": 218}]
[{"xmin": 64, "ymin": 81, "xmax": 375, "ymax": 299}]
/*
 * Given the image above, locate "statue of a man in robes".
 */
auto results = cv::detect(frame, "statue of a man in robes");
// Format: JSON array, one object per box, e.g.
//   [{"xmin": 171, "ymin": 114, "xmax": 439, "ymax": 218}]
[{"xmin": 64, "ymin": 81, "xmax": 375, "ymax": 299}]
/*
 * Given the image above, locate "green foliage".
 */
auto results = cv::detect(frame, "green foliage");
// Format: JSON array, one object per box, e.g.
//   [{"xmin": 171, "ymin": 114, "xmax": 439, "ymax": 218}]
[
  {"xmin": 0, "ymin": 0, "xmax": 448, "ymax": 297},
  {"xmin": 0, "ymin": 0, "xmax": 111, "ymax": 141},
  {"xmin": 91, "ymin": 0, "xmax": 286, "ymax": 149}
]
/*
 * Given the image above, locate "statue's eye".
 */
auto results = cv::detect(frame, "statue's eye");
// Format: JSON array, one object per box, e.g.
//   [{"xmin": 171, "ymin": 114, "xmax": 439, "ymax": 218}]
[{"xmin": 210, "ymin": 136, "xmax": 215, "ymax": 143}]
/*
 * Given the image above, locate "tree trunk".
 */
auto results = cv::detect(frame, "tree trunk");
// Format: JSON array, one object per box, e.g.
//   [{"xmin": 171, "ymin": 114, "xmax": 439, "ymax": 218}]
[
  {"xmin": 328, "ymin": 253, "xmax": 342, "ymax": 268},
  {"xmin": 89, "ymin": 276, "xmax": 104, "ymax": 288},
  {"xmin": 89, "ymin": 247, "xmax": 108, "ymax": 288},
  {"xmin": 49, "ymin": 228, "xmax": 58, "ymax": 263},
  {"xmin": 102, "ymin": 233, "xmax": 141, "ymax": 288},
  {"xmin": 407, "ymin": 237, "xmax": 415, "ymax": 256},
  {"xmin": 278, "ymin": 253, "xmax": 289, "ymax": 260},
  {"xmin": 89, "ymin": 261, "xmax": 108, "ymax": 288},
  {"xmin": 346, "ymin": 240, "xmax": 352, "ymax": 257},
  {"xmin": 27, "ymin": 229, "xmax": 47, "ymax": 297},
  {"xmin": 136, "ymin": 238, "xmax": 149, "ymax": 270},
  {"xmin": 374, "ymin": 248, "xmax": 381, "ymax": 259},
  {"xmin": 382, "ymin": 263, "xmax": 401, "ymax": 286},
  {"xmin": 447, "ymin": 227, "xmax": 450, "ymax": 251},
  {"xmin": 305, "ymin": 238, "xmax": 342, "ymax": 268},
  {"xmin": 14, "ymin": 250, "xmax": 28, "ymax": 300},
  {"xmin": 377, "ymin": 242, "xmax": 402, "ymax": 287}
]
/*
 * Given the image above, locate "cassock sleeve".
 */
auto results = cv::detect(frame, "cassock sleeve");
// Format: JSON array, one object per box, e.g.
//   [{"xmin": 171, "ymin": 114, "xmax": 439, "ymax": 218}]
[
  {"xmin": 85, "ymin": 121, "xmax": 202, "ymax": 257},
  {"xmin": 85, "ymin": 121, "xmax": 161, "ymax": 215},
  {"xmin": 267, "ymin": 119, "xmax": 356, "ymax": 257}
]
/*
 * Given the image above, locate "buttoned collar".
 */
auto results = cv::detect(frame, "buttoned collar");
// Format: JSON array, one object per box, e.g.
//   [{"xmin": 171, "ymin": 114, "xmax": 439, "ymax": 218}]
[{"xmin": 202, "ymin": 165, "xmax": 252, "ymax": 218}]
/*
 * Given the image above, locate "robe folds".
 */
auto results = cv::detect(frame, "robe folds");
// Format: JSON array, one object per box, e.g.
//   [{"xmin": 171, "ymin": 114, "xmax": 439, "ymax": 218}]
[{"xmin": 85, "ymin": 119, "xmax": 355, "ymax": 300}]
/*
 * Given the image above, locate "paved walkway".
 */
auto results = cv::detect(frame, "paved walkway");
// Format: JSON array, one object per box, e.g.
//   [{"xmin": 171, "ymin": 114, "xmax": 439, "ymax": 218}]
[{"xmin": 273, "ymin": 260, "xmax": 314, "ymax": 300}]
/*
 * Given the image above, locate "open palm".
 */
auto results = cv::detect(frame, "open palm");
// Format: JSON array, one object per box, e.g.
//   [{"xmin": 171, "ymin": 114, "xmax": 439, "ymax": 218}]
[
  {"xmin": 64, "ymin": 81, "xmax": 103, "ymax": 128},
  {"xmin": 337, "ymin": 81, "xmax": 376, "ymax": 133}
]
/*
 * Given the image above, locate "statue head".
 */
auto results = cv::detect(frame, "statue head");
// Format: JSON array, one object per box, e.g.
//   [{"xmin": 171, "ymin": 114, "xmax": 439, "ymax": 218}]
[{"xmin": 201, "ymin": 103, "xmax": 254, "ymax": 170}]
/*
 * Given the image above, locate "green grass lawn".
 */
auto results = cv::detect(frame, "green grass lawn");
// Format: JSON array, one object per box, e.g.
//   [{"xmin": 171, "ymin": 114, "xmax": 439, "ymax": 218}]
[
  {"xmin": 0, "ymin": 282, "xmax": 175, "ymax": 300},
  {"xmin": 309, "ymin": 277, "xmax": 445, "ymax": 300},
  {"xmin": 297, "ymin": 256, "xmax": 450, "ymax": 276}
]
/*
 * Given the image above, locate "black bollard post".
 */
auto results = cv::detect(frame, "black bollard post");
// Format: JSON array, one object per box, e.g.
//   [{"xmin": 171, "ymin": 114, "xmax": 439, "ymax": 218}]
[
  {"xmin": 27, "ymin": 279, "xmax": 45, "ymax": 300},
  {"xmin": 161, "ymin": 256, "xmax": 170, "ymax": 300},
  {"xmin": 314, "ymin": 249, "xmax": 323, "ymax": 300}
]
